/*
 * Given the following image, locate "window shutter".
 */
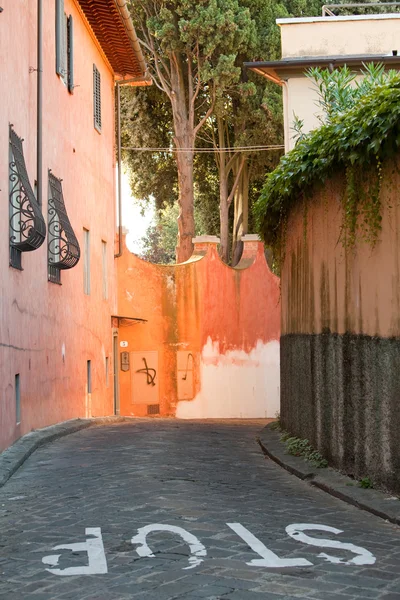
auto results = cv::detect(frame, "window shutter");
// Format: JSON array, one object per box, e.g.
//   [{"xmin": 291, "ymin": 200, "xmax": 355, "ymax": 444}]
[
  {"xmin": 93, "ymin": 65, "xmax": 101, "ymax": 132},
  {"xmin": 55, "ymin": 0, "xmax": 64, "ymax": 75},
  {"xmin": 67, "ymin": 15, "xmax": 74, "ymax": 93},
  {"xmin": 61, "ymin": 12, "xmax": 68, "ymax": 84}
]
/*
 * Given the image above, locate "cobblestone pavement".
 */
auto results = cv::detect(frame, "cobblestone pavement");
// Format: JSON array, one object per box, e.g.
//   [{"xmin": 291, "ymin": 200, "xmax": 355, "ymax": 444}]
[{"xmin": 0, "ymin": 420, "xmax": 400, "ymax": 600}]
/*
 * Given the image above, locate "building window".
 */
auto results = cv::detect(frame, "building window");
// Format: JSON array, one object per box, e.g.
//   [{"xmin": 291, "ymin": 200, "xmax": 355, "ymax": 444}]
[
  {"xmin": 102, "ymin": 240, "xmax": 108, "ymax": 300},
  {"xmin": 15, "ymin": 374, "xmax": 21, "ymax": 424},
  {"xmin": 48, "ymin": 171, "xmax": 80, "ymax": 284},
  {"xmin": 105, "ymin": 357, "xmax": 109, "ymax": 387},
  {"xmin": 87, "ymin": 360, "xmax": 92, "ymax": 394},
  {"xmin": 67, "ymin": 16, "xmax": 74, "ymax": 93},
  {"xmin": 93, "ymin": 65, "xmax": 101, "ymax": 132},
  {"xmin": 83, "ymin": 229, "xmax": 90, "ymax": 294},
  {"xmin": 9, "ymin": 125, "xmax": 46, "ymax": 269},
  {"xmin": 56, "ymin": 0, "xmax": 74, "ymax": 93}
]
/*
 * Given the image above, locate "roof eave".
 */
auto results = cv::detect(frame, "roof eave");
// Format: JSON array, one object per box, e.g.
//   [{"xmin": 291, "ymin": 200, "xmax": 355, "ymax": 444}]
[
  {"xmin": 113, "ymin": 0, "xmax": 147, "ymax": 79},
  {"xmin": 75, "ymin": 0, "xmax": 149, "ymax": 83},
  {"xmin": 245, "ymin": 54, "xmax": 400, "ymax": 84}
]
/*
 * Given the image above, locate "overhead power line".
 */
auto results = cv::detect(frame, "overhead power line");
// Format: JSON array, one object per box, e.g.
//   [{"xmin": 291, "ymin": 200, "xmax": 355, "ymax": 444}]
[{"xmin": 121, "ymin": 145, "xmax": 284, "ymax": 153}]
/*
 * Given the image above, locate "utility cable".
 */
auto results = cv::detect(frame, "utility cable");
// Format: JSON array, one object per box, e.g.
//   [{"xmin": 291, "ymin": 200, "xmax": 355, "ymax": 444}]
[{"xmin": 121, "ymin": 145, "xmax": 284, "ymax": 153}]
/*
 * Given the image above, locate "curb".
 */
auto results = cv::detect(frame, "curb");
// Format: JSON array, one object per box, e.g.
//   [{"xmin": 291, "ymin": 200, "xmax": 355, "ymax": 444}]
[
  {"xmin": 0, "ymin": 416, "xmax": 139, "ymax": 489},
  {"xmin": 257, "ymin": 423, "xmax": 400, "ymax": 526}
]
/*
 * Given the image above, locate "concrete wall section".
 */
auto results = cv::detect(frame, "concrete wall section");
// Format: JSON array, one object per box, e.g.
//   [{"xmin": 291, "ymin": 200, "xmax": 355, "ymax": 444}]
[
  {"xmin": 279, "ymin": 15, "xmax": 400, "ymax": 58},
  {"xmin": 280, "ymin": 164, "xmax": 400, "ymax": 492},
  {"xmin": 117, "ymin": 237, "xmax": 281, "ymax": 419},
  {"xmin": 176, "ymin": 339, "xmax": 280, "ymax": 419}
]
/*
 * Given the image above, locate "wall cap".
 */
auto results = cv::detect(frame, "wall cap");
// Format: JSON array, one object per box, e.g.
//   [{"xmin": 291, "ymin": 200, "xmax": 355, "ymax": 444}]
[
  {"xmin": 241, "ymin": 234, "xmax": 261, "ymax": 242},
  {"xmin": 192, "ymin": 235, "xmax": 220, "ymax": 244}
]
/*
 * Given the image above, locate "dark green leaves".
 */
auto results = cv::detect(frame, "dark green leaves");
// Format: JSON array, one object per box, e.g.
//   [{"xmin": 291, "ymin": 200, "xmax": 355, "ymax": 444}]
[{"xmin": 255, "ymin": 74, "xmax": 400, "ymax": 247}]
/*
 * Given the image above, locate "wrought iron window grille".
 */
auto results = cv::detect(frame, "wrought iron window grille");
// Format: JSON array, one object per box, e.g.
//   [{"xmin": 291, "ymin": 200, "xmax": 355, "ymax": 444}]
[
  {"xmin": 48, "ymin": 264, "xmax": 62, "ymax": 285},
  {"xmin": 48, "ymin": 171, "xmax": 80, "ymax": 282},
  {"xmin": 9, "ymin": 125, "xmax": 46, "ymax": 268}
]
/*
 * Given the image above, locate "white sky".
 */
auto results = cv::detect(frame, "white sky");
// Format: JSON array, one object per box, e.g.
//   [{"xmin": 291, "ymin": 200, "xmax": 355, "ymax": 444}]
[{"xmin": 117, "ymin": 166, "xmax": 155, "ymax": 254}]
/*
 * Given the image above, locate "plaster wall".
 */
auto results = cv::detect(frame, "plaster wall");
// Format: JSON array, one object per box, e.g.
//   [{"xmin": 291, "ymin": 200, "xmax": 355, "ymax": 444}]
[
  {"xmin": 0, "ymin": 0, "xmax": 116, "ymax": 450},
  {"xmin": 117, "ymin": 238, "xmax": 281, "ymax": 419},
  {"xmin": 279, "ymin": 15, "xmax": 400, "ymax": 59},
  {"xmin": 280, "ymin": 165, "xmax": 400, "ymax": 492}
]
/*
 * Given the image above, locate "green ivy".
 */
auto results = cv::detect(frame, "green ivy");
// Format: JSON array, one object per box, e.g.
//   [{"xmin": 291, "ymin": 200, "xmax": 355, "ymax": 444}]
[{"xmin": 254, "ymin": 74, "xmax": 400, "ymax": 250}]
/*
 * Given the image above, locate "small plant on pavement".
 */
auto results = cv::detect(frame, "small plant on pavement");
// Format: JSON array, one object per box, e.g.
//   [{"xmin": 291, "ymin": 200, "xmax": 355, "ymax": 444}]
[
  {"xmin": 359, "ymin": 476, "xmax": 374, "ymax": 489},
  {"xmin": 270, "ymin": 412, "xmax": 282, "ymax": 431},
  {"xmin": 284, "ymin": 436, "xmax": 328, "ymax": 468}
]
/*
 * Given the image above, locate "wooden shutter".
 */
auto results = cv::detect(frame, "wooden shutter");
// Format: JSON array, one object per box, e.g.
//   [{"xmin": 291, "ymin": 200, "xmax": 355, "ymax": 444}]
[
  {"xmin": 67, "ymin": 15, "xmax": 74, "ymax": 93},
  {"xmin": 93, "ymin": 65, "xmax": 101, "ymax": 132},
  {"xmin": 61, "ymin": 13, "xmax": 68, "ymax": 84},
  {"xmin": 55, "ymin": 0, "xmax": 64, "ymax": 75}
]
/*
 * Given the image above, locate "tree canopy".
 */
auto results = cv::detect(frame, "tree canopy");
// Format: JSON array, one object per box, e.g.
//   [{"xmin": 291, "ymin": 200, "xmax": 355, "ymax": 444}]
[{"xmin": 122, "ymin": 0, "xmax": 326, "ymax": 263}]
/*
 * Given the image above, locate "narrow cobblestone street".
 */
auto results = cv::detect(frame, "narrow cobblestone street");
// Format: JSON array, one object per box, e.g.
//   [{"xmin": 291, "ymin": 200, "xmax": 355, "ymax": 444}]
[{"xmin": 0, "ymin": 420, "xmax": 399, "ymax": 600}]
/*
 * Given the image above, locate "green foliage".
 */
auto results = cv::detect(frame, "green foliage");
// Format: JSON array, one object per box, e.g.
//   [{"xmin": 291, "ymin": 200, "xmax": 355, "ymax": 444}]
[
  {"xmin": 140, "ymin": 203, "xmax": 180, "ymax": 264},
  {"xmin": 255, "ymin": 68, "xmax": 400, "ymax": 251},
  {"xmin": 307, "ymin": 62, "xmax": 397, "ymax": 123},
  {"xmin": 283, "ymin": 435, "xmax": 328, "ymax": 468},
  {"xmin": 359, "ymin": 476, "xmax": 374, "ymax": 489},
  {"xmin": 291, "ymin": 112, "xmax": 305, "ymax": 145},
  {"xmin": 120, "ymin": 85, "xmax": 177, "ymax": 212},
  {"xmin": 140, "ymin": 201, "xmax": 208, "ymax": 263},
  {"xmin": 123, "ymin": 0, "xmax": 325, "ymax": 261}
]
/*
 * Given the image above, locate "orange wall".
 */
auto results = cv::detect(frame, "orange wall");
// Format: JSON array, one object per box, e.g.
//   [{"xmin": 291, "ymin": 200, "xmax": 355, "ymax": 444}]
[
  {"xmin": 0, "ymin": 1, "xmax": 117, "ymax": 449},
  {"xmin": 116, "ymin": 237, "xmax": 281, "ymax": 418},
  {"xmin": 281, "ymin": 170, "xmax": 400, "ymax": 337}
]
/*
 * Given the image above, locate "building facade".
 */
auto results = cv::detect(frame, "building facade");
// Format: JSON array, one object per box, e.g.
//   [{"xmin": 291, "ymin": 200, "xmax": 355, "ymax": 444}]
[
  {"xmin": 246, "ymin": 13, "xmax": 400, "ymax": 150},
  {"xmin": 0, "ymin": 0, "xmax": 146, "ymax": 450}
]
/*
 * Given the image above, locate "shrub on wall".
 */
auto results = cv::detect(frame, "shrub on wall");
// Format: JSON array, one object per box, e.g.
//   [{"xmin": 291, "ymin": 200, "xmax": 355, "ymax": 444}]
[{"xmin": 254, "ymin": 70, "xmax": 400, "ymax": 253}]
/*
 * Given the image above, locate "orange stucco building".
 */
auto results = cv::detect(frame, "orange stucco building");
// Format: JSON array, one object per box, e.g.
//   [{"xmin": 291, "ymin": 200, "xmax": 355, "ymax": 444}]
[{"xmin": 0, "ymin": 0, "xmax": 147, "ymax": 450}]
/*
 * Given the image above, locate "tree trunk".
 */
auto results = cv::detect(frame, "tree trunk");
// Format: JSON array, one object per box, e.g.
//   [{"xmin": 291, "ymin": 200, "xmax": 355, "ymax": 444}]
[
  {"xmin": 216, "ymin": 117, "xmax": 231, "ymax": 263},
  {"xmin": 231, "ymin": 159, "xmax": 249, "ymax": 266},
  {"xmin": 220, "ymin": 193, "xmax": 230, "ymax": 264},
  {"xmin": 169, "ymin": 56, "xmax": 196, "ymax": 263},
  {"xmin": 175, "ymin": 149, "xmax": 195, "ymax": 262}
]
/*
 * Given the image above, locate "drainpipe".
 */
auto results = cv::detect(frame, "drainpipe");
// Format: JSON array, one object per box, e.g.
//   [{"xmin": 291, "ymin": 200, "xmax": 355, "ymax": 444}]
[
  {"xmin": 115, "ymin": 82, "xmax": 123, "ymax": 258},
  {"xmin": 281, "ymin": 80, "xmax": 290, "ymax": 154},
  {"xmin": 37, "ymin": 0, "xmax": 43, "ymax": 206}
]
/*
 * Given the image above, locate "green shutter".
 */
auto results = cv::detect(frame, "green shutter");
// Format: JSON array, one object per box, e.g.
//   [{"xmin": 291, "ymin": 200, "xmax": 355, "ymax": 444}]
[
  {"xmin": 55, "ymin": 0, "xmax": 64, "ymax": 75},
  {"xmin": 93, "ymin": 65, "xmax": 101, "ymax": 132},
  {"xmin": 67, "ymin": 15, "xmax": 74, "ymax": 93}
]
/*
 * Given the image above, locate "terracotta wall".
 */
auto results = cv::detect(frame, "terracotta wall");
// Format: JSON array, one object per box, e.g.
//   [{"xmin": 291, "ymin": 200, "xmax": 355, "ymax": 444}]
[
  {"xmin": 0, "ymin": 1, "xmax": 116, "ymax": 450},
  {"xmin": 280, "ymin": 165, "xmax": 400, "ymax": 492},
  {"xmin": 116, "ymin": 236, "xmax": 281, "ymax": 419}
]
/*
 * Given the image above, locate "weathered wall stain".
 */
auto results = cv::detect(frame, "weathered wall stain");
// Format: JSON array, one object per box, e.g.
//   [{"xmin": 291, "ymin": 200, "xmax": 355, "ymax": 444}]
[
  {"xmin": 117, "ymin": 236, "xmax": 281, "ymax": 418},
  {"xmin": 281, "ymin": 164, "xmax": 400, "ymax": 492}
]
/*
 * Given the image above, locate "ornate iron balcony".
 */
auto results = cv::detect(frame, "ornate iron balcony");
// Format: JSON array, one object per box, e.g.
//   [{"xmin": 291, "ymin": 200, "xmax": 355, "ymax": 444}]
[
  {"xmin": 9, "ymin": 125, "xmax": 46, "ymax": 254},
  {"xmin": 48, "ymin": 171, "xmax": 80, "ymax": 270}
]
